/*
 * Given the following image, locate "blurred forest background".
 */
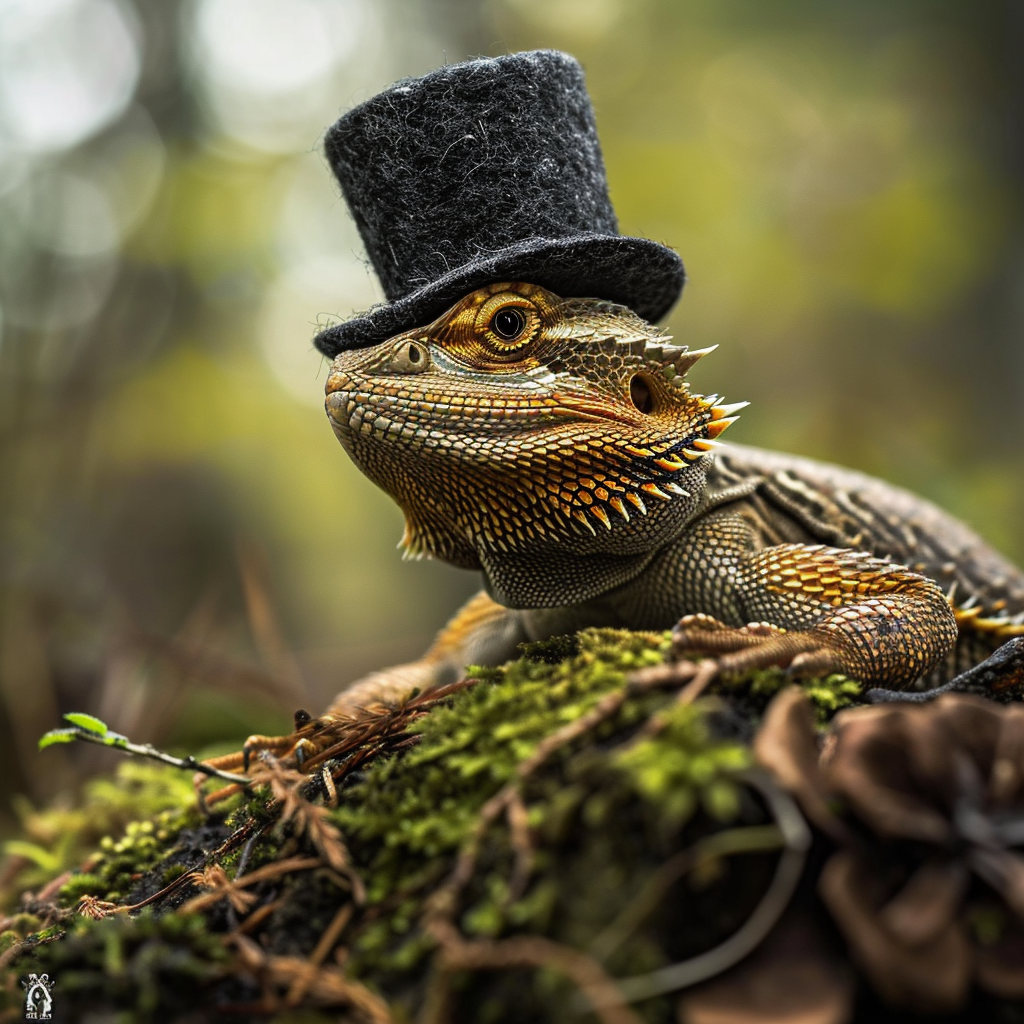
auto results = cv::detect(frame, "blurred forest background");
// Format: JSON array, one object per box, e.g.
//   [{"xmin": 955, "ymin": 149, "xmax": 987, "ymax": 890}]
[{"xmin": 1, "ymin": 0, "xmax": 1022, "ymax": 836}]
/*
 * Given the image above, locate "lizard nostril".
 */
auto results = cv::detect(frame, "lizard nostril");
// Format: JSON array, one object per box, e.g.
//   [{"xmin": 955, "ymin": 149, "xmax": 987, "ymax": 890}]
[
  {"xmin": 629, "ymin": 374, "xmax": 654, "ymax": 414},
  {"xmin": 389, "ymin": 340, "xmax": 430, "ymax": 373}
]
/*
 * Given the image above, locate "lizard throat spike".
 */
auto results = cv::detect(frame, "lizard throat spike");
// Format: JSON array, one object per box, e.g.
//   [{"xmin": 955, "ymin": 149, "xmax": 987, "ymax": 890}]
[
  {"xmin": 696, "ymin": 394, "xmax": 747, "ymax": 442},
  {"xmin": 626, "ymin": 492, "xmax": 648, "ymax": 515},
  {"xmin": 641, "ymin": 483, "xmax": 672, "ymax": 501},
  {"xmin": 706, "ymin": 417, "xmax": 740, "ymax": 439}
]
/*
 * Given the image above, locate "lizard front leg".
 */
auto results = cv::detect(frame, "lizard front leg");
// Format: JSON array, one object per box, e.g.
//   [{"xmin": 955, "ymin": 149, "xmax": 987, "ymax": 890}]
[{"xmin": 670, "ymin": 512, "xmax": 959, "ymax": 689}]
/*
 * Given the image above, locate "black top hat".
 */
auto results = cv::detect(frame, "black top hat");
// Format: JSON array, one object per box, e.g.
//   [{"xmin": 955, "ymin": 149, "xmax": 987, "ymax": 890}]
[{"xmin": 314, "ymin": 50, "xmax": 684, "ymax": 357}]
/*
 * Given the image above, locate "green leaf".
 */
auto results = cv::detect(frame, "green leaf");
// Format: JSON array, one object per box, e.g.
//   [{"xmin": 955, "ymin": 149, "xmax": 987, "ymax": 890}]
[
  {"xmin": 39, "ymin": 728, "xmax": 79, "ymax": 749},
  {"xmin": 3, "ymin": 840, "xmax": 62, "ymax": 872},
  {"xmin": 64, "ymin": 712, "xmax": 109, "ymax": 735}
]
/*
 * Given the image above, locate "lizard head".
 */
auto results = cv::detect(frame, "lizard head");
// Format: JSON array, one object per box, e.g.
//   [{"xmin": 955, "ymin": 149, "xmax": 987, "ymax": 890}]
[{"xmin": 325, "ymin": 282, "xmax": 745, "ymax": 606}]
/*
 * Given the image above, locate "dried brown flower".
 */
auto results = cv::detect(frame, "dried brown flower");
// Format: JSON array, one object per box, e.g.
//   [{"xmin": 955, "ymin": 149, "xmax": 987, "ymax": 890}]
[
  {"xmin": 756, "ymin": 688, "xmax": 1024, "ymax": 1012},
  {"xmin": 678, "ymin": 910, "xmax": 853, "ymax": 1024},
  {"xmin": 182, "ymin": 864, "xmax": 257, "ymax": 915},
  {"xmin": 76, "ymin": 895, "xmax": 121, "ymax": 919}
]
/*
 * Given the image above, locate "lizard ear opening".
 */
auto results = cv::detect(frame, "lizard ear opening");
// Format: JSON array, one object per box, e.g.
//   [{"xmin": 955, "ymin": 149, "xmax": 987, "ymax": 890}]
[{"xmin": 629, "ymin": 374, "xmax": 654, "ymax": 414}]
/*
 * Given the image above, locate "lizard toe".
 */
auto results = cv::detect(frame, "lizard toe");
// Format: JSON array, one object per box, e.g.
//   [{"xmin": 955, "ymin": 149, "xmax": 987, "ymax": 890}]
[{"xmin": 673, "ymin": 615, "xmax": 789, "ymax": 658}]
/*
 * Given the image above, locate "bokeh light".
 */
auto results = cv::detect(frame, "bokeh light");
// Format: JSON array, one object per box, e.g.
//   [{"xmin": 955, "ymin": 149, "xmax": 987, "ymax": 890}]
[
  {"xmin": 0, "ymin": 0, "xmax": 140, "ymax": 155},
  {"xmin": 186, "ymin": 0, "xmax": 379, "ymax": 152}
]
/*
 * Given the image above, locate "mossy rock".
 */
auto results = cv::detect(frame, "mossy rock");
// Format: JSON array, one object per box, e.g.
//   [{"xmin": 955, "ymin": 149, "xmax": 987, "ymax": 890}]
[{"xmin": 0, "ymin": 629, "xmax": 861, "ymax": 1023}]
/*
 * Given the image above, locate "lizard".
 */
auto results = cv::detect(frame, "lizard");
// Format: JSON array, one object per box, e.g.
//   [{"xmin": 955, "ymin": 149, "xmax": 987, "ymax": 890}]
[{"xmin": 311, "ymin": 280, "xmax": 1024, "ymax": 721}]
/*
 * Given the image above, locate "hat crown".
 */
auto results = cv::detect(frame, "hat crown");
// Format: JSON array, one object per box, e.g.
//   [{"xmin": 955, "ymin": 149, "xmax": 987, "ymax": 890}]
[
  {"xmin": 326, "ymin": 50, "xmax": 618, "ymax": 303},
  {"xmin": 315, "ymin": 50, "xmax": 683, "ymax": 356}
]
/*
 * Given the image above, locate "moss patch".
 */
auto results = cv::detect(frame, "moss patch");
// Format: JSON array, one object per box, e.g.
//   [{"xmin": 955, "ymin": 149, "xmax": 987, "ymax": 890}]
[
  {"xmin": 2, "ymin": 761, "xmax": 200, "ymax": 914},
  {"xmin": 0, "ymin": 628, "xmax": 865, "ymax": 1022},
  {"xmin": 711, "ymin": 665, "xmax": 863, "ymax": 724}
]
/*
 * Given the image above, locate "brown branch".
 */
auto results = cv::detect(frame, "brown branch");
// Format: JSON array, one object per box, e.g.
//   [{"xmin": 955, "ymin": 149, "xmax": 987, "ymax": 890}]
[
  {"xmin": 228, "ymin": 933, "xmax": 391, "ymax": 1021},
  {"xmin": 426, "ymin": 918, "xmax": 643, "ymax": 1024},
  {"xmin": 285, "ymin": 902, "xmax": 355, "ymax": 1006},
  {"xmin": 232, "ymin": 897, "xmax": 284, "ymax": 936},
  {"xmin": 505, "ymin": 790, "xmax": 534, "ymax": 904},
  {"xmin": 179, "ymin": 856, "xmax": 322, "ymax": 916}
]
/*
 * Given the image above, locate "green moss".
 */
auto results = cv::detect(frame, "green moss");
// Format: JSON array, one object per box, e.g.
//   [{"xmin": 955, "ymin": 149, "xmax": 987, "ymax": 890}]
[
  {"xmin": 328, "ymin": 628, "xmax": 758, "ymax": 1011},
  {"xmin": 334, "ymin": 629, "xmax": 673, "ymax": 877},
  {"xmin": 69, "ymin": 806, "xmax": 203, "ymax": 907},
  {"xmin": 0, "ymin": 627, "xmax": 868, "ymax": 1021},
  {"xmin": 712, "ymin": 666, "xmax": 862, "ymax": 723},
  {"xmin": 56, "ymin": 872, "xmax": 104, "ymax": 903},
  {"xmin": 515, "ymin": 633, "xmax": 582, "ymax": 664},
  {"xmin": 801, "ymin": 676, "xmax": 864, "ymax": 720},
  {"xmin": 3, "ymin": 761, "xmax": 199, "ymax": 908}
]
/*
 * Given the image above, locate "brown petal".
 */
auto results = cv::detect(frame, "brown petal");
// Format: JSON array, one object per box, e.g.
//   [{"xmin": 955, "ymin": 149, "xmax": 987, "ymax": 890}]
[
  {"xmin": 878, "ymin": 859, "xmax": 968, "ymax": 947},
  {"xmin": 754, "ymin": 688, "xmax": 846, "ymax": 840},
  {"xmin": 969, "ymin": 848, "xmax": 1024, "ymax": 920},
  {"xmin": 823, "ymin": 708, "xmax": 950, "ymax": 844},
  {"xmin": 907, "ymin": 695, "xmax": 1003, "ymax": 800},
  {"xmin": 990, "ymin": 705, "xmax": 1024, "ymax": 807},
  {"xmin": 819, "ymin": 850, "xmax": 971, "ymax": 1011},
  {"xmin": 679, "ymin": 911, "xmax": 853, "ymax": 1024}
]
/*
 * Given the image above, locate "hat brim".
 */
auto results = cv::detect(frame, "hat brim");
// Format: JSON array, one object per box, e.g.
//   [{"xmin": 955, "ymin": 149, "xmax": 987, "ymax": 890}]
[{"xmin": 314, "ymin": 235, "xmax": 684, "ymax": 357}]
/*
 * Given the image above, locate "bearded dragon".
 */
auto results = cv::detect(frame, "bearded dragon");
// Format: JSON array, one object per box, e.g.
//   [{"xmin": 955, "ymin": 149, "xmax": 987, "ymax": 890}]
[{"xmin": 311, "ymin": 281, "xmax": 1024, "ymax": 718}]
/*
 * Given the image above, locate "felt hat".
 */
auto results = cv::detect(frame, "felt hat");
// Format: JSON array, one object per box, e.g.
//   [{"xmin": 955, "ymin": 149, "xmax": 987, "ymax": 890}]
[{"xmin": 314, "ymin": 50, "xmax": 685, "ymax": 356}]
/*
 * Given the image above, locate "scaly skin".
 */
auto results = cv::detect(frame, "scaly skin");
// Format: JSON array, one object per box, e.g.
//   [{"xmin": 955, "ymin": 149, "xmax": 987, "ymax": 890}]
[{"xmin": 312, "ymin": 281, "xmax": 1024, "ymax": 716}]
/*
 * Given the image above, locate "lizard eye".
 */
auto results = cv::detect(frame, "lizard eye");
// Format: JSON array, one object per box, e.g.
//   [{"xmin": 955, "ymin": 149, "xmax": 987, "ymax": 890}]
[
  {"xmin": 491, "ymin": 307, "xmax": 526, "ymax": 341},
  {"xmin": 477, "ymin": 294, "xmax": 541, "ymax": 358}
]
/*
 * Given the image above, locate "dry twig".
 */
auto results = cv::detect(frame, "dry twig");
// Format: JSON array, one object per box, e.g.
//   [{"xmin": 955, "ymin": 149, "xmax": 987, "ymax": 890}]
[
  {"xmin": 228, "ymin": 933, "xmax": 391, "ymax": 1021},
  {"xmin": 425, "ymin": 918, "xmax": 643, "ymax": 1024},
  {"xmin": 285, "ymin": 902, "xmax": 355, "ymax": 1006}
]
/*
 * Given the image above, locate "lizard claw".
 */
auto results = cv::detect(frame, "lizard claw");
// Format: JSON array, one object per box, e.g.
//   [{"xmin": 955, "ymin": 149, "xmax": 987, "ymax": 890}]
[
  {"xmin": 673, "ymin": 614, "xmax": 789, "ymax": 655},
  {"xmin": 199, "ymin": 712, "xmax": 346, "ymax": 780}
]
